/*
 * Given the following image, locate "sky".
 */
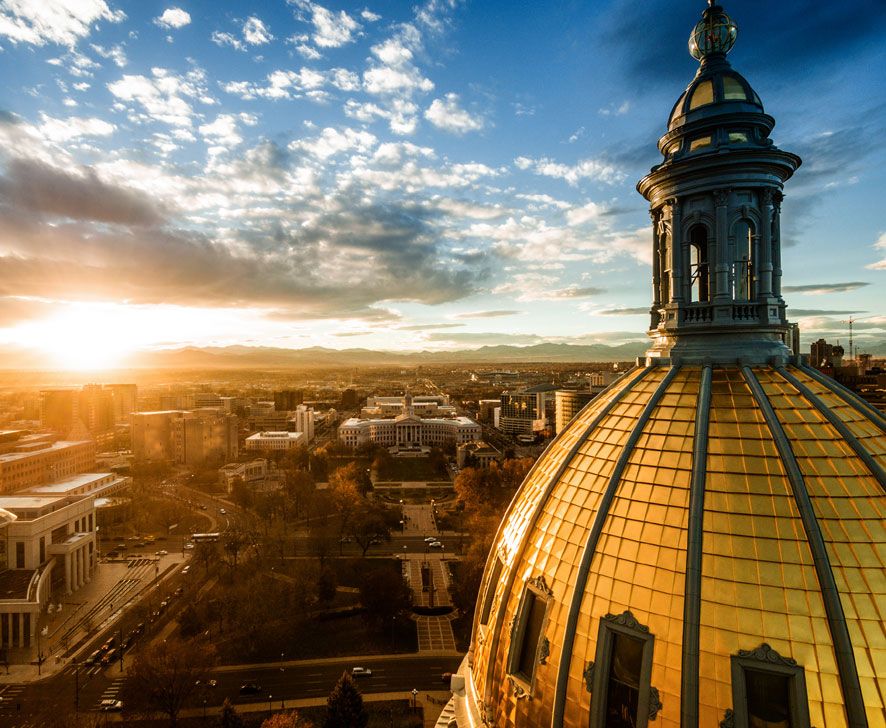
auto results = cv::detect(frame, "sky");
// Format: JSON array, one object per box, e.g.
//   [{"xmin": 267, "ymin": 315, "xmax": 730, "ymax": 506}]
[{"xmin": 0, "ymin": 0, "xmax": 884, "ymax": 369}]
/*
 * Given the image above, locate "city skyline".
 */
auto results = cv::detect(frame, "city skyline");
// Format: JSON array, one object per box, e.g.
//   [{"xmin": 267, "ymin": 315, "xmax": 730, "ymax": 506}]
[{"xmin": 0, "ymin": 0, "xmax": 884, "ymax": 370}]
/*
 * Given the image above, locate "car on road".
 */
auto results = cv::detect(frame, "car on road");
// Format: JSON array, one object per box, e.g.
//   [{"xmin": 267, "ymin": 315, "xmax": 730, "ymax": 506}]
[
  {"xmin": 218, "ymin": 507, "xmax": 226, "ymax": 515},
  {"xmin": 155, "ymin": 549, "xmax": 168, "ymax": 556},
  {"xmin": 199, "ymin": 504, "xmax": 207, "ymax": 510},
  {"xmin": 351, "ymin": 667, "xmax": 372, "ymax": 677},
  {"xmin": 428, "ymin": 541, "xmax": 443, "ymax": 548},
  {"xmin": 196, "ymin": 678, "xmax": 218, "ymax": 688},
  {"xmin": 181, "ymin": 565, "xmax": 191, "ymax": 575},
  {"xmin": 86, "ymin": 649, "xmax": 102, "ymax": 665},
  {"xmin": 184, "ymin": 543, "xmax": 195, "ymax": 550},
  {"xmin": 115, "ymin": 543, "xmax": 126, "ymax": 550},
  {"xmin": 100, "ymin": 699, "xmax": 123, "ymax": 711},
  {"xmin": 424, "ymin": 536, "xmax": 437, "ymax": 543},
  {"xmin": 239, "ymin": 683, "xmax": 262, "ymax": 695}
]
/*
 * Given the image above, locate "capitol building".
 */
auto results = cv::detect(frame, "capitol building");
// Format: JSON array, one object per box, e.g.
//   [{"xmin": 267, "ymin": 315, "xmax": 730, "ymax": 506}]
[{"xmin": 441, "ymin": 4, "xmax": 885, "ymax": 728}]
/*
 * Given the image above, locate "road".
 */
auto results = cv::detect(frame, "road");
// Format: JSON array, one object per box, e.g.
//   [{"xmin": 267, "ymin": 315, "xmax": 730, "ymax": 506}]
[{"xmin": 0, "ymin": 654, "xmax": 462, "ymax": 724}]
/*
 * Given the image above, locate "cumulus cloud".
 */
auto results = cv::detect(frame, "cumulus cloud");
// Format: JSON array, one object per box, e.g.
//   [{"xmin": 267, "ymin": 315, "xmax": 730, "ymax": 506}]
[
  {"xmin": 90, "ymin": 42, "xmax": 127, "ymax": 67},
  {"xmin": 37, "ymin": 113, "xmax": 115, "ymax": 143},
  {"xmin": 198, "ymin": 113, "xmax": 257, "ymax": 147},
  {"xmin": 108, "ymin": 67, "xmax": 214, "ymax": 127},
  {"xmin": 782, "ymin": 281, "xmax": 870, "ymax": 295},
  {"xmin": 154, "ymin": 7, "xmax": 190, "ymax": 29},
  {"xmin": 291, "ymin": 0, "xmax": 360, "ymax": 49},
  {"xmin": 361, "ymin": 9, "xmax": 381, "ymax": 22},
  {"xmin": 290, "ymin": 126, "xmax": 377, "ymax": 159},
  {"xmin": 224, "ymin": 67, "xmax": 357, "ymax": 101},
  {"xmin": 242, "ymin": 16, "xmax": 273, "ymax": 45},
  {"xmin": 514, "ymin": 155, "xmax": 623, "ymax": 186},
  {"xmin": 210, "ymin": 31, "xmax": 244, "ymax": 51},
  {"xmin": 0, "ymin": 0, "xmax": 125, "ymax": 47},
  {"xmin": 425, "ymin": 93, "xmax": 483, "ymax": 134}
]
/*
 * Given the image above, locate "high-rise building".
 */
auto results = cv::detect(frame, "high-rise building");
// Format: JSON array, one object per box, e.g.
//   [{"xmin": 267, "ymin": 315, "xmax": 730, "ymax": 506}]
[
  {"xmin": 40, "ymin": 389, "xmax": 78, "ymax": 435},
  {"xmin": 292, "ymin": 404, "xmax": 314, "ymax": 443},
  {"xmin": 498, "ymin": 384, "xmax": 557, "ymax": 436},
  {"xmin": 107, "ymin": 384, "xmax": 138, "ymax": 423},
  {"xmin": 173, "ymin": 410, "xmax": 239, "ymax": 466},
  {"xmin": 131, "ymin": 411, "xmax": 186, "ymax": 461},
  {"xmin": 273, "ymin": 389, "xmax": 304, "ymax": 410},
  {"xmin": 553, "ymin": 389, "xmax": 597, "ymax": 435},
  {"xmin": 446, "ymin": 6, "xmax": 885, "ymax": 728}
]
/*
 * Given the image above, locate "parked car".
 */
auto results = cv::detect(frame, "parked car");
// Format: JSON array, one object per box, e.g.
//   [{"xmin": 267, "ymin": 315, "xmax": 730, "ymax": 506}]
[
  {"xmin": 239, "ymin": 683, "xmax": 261, "ymax": 695},
  {"xmin": 115, "ymin": 543, "xmax": 126, "ymax": 550},
  {"xmin": 218, "ymin": 508, "xmax": 226, "ymax": 515},
  {"xmin": 101, "ymin": 647, "xmax": 119, "ymax": 665},
  {"xmin": 351, "ymin": 667, "xmax": 372, "ymax": 677},
  {"xmin": 86, "ymin": 649, "xmax": 102, "ymax": 665},
  {"xmin": 424, "ymin": 537, "xmax": 437, "ymax": 543},
  {"xmin": 428, "ymin": 541, "xmax": 443, "ymax": 548},
  {"xmin": 181, "ymin": 565, "xmax": 190, "ymax": 575},
  {"xmin": 183, "ymin": 543, "xmax": 195, "ymax": 550},
  {"xmin": 100, "ymin": 699, "xmax": 123, "ymax": 711}
]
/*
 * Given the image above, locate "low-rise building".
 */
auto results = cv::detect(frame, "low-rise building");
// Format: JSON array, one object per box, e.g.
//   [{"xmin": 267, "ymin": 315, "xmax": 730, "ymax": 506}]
[
  {"xmin": 0, "ymin": 437, "xmax": 96, "ymax": 495},
  {"xmin": 456, "ymin": 441, "xmax": 502, "ymax": 468},
  {"xmin": 339, "ymin": 414, "xmax": 480, "ymax": 450},
  {"xmin": 218, "ymin": 459, "xmax": 283, "ymax": 494},
  {"xmin": 245, "ymin": 431, "xmax": 304, "ymax": 451}
]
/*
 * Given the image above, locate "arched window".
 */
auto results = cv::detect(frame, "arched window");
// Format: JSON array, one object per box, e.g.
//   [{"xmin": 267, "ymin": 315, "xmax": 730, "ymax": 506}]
[
  {"xmin": 732, "ymin": 219, "xmax": 755, "ymax": 300},
  {"xmin": 689, "ymin": 225, "xmax": 710, "ymax": 302}
]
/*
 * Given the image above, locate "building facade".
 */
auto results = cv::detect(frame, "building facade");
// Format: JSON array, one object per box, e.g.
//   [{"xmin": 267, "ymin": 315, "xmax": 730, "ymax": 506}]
[
  {"xmin": 0, "ymin": 438, "xmax": 96, "ymax": 495},
  {"xmin": 245, "ymin": 431, "xmax": 304, "ymax": 451},
  {"xmin": 339, "ymin": 414, "xmax": 481, "ymax": 449}
]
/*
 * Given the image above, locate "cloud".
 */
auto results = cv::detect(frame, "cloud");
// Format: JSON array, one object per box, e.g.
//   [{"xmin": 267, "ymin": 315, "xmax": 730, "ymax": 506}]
[
  {"xmin": 398, "ymin": 322, "xmax": 464, "ymax": 331},
  {"xmin": 598, "ymin": 101, "xmax": 630, "ymax": 116},
  {"xmin": 0, "ymin": 157, "xmax": 165, "ymax": 226},
  {"xmin": 243, "ymin": 16, "xmax": 273, "ymax": 45},
  {"xmin": 154, "ymin": 8, "xmax": 191, "ymax": 30},
  {"xmin": 425, "ymin": 93, "xmax": 484, "ymax": 134},
  {"xmin": 514, "ymin": 155, "xmax": 623, "ymax": 186},
  {"xmin": 211, "ymin": 31, "xmax": 244, "ymax": 51},
  {"xmin": 361, "ymin": 9, "xmax": 381, "ymax": 22},
  {"xmin": 0, "ymin": 0, "xmax": 125, "ymax": 47},
  {"xmin": 782, "ymin": 282, "xmax": 870, "ymax": 295},
  {"xmin": 787, "ymin": 308, "xmax": 867, "ymax": 317},
  {"xmin": 453, "ymin": 310, "xmax": 520, "ymax": 319},
  {"xmin": 108, "ymin": 67, "xmax": 214, "ymax": 127},
  {"xmin": 198, "ymin": 113, "xmax": 257, "ymax": 147},
  {"xmin": 597, "ymin": 307, "xmax": 649, "ymax": 316},
  {"xmin": 90, "ymin": 42, "xmax": 127, "ymax": 67},
  {"xmin": 224, "ymin": 67, "xmax": 357, "ymax": 101},
  {"xmin": 290, "ymin": 126, "xmax": 377, "ymax": 159},
  {"xmin": 866, "ymin": 232, "xmax": 886, "ymax": 270},
  {"xmin": 290, "ymin": 0, "xmax": 360, "ymax": 50},
  {"xmin": 37, "ymin": 113, "xmax": 115, "ymax": 143},
  {"xmin": 344, "ymin": 98, "xmax": 419, "ymax": 135}
]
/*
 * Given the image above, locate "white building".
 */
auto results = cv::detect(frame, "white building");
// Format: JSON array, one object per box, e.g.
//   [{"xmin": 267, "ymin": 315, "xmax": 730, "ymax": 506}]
[
  {"xmin": 245, "ymin": 431, "xmax": 304, "ymax": 451},
  {"xmin": 218, "ymin": 459, "xmax": 283, "ymax": 494},
  {"xmin": 291, "ymin": 405, "xmax": 315, "ymax": 443},
  {"xmin": 361, "ymin": 394, "xmax": 455, "ymax": 418},
  {"xmin": 339, "ymin": 414, "xmax": 481, "ymax": 450}
]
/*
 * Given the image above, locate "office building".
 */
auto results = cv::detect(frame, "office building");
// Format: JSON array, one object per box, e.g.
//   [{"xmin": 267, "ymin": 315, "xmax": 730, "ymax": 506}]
[
  {"xmin": 0, "ymin": 437, "xmax": 96, "ymax": 494},
  {"xmin": 498, "ymin": 384, "xmax": 557, "ymax": 436},
  {"xmin": 245, "ymin": 431, "xmax": 304, "ymax": 451},
  {"xmin": 292, "ymin": 404, "xmax": 315, "ymax": 443}
]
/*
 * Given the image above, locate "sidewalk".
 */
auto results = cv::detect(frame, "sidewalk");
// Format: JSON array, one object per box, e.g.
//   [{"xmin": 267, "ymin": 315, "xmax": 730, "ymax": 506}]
[{"xmin": 105, "ymin": 690, "xmax": 455, "ymax": 727}]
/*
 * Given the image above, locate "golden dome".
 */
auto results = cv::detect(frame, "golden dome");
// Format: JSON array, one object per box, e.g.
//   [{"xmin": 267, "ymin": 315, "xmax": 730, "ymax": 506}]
[{"xmin": 453, "ymin": 364, "xmax": 884, "ymax": 728}]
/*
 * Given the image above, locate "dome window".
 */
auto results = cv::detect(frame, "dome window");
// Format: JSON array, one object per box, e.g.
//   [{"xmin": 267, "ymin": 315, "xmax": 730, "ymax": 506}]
[
  {"xmin": 729, "ymin": 131, "xmax": 749, "ymax": 144},
  {"xmin": 729, "ymin": 644, "xmax": 811, "ymax": 728},
  {"xmin": 722, "ymin": 75, "xmax": 748, "ymax": 101},
  {"xmin": 507, "ymin": 577, "xmax": 552, "ymax": 692},
  {"xmin": 478, "ymin": 556, "xmax": 503, "ymax": 627},
  {"xmin": 587, "ymin": 611, "xmax": 659, "ymax": 728},
  {"xmin": 689, "ymin": 135, "xmax": 712, "ymax": 151},
  {"xmin": 688, "ymin": 79, "xmax": 714, "ymax": 109}
]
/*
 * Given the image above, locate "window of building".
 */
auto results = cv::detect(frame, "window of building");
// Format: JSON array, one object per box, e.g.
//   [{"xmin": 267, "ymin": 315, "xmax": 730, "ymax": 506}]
[
  {"xmin": 588, "ymin": 612, "xmax": 657, "ymax": 728},
  {"xmin": 689, "ymin": 135, "xmax": 712, "ymax": 151},
  {"xmin": 722, "ymin": 75, "xmax": 748, "ymax": 100},
  {"xmin": 689, "ymin": 225, "xmax": 711, "ymax": 302},
  {"xmin": 729, "ymin": 645, "xmax": 810, "ymax": 728},
  {"xmin": 689, "ymin": 79, "xmax": 714, "ymax": 109},
  {"xmin": 507, "ymin": 578, "xmax": 552, "ymax": 690},
  {"xmin": 729, "ymin": 131, "xmax": 749, "ymax": 144},
  {"xmin": 479, "ymin": 557, "xmax": 504, "ymax": 626},
  {"xmin": 732, "ymin": 219, "xmax": 756, "ymax": 301}
]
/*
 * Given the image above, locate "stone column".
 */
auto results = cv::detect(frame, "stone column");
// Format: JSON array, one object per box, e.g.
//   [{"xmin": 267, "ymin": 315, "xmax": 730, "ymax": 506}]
[
  {"xmin": 772, "ymin": 192, "xmax": 783, "ymax": 297},
  {"xmin": 65, "ymin": 554, "xmax": 72, "ymax": 594},
  {"xmin": 713, "ymin": 189, "xmax": 730, "ymax": 301},
  {"xmin": 669, "ymin": 198, "xmax": 684, "ymax": 302},
  {"xmin": 17, "ymin": 613, "xmax": 24, "ymax": 648},
  {"xmin": 758, "ymin": 188, "xmax": 774, "ymax": 297},
  {"xmin": 650, "ymin": 209, "xmax": 661, "ymax": 325}
]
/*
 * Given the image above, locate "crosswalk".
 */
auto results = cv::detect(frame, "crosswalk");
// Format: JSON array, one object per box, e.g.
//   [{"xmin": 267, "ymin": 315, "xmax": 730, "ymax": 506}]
[
  {"xmin": 0, "ymin": 683, "xmax": 26, "ymax": 714},
  {"xmin": 95, "ymin": 676, "xmax": 126, "ymax": 710}
]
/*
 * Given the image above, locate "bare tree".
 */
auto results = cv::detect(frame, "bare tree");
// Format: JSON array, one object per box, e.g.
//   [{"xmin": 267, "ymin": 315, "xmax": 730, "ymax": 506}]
[{"xmin": 122, "ymin": 637, "xmax": 217, "ymax": 726}]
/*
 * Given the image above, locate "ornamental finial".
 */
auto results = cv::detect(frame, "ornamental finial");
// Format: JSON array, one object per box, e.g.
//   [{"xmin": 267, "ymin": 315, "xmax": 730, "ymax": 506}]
[{"xmin": 688, "ymin": 3, "xmax": 738, "ymax": 61}]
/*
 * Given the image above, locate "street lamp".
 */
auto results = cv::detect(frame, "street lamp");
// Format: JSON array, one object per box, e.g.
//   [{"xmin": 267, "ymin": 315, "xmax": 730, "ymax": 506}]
[
  {"xmin": 411, "ymin": 688, "xmax": 418, "ymax": 713},
  {"xmin": 269, "ymin": 694, "xmax": 273, "ymax": 716}
]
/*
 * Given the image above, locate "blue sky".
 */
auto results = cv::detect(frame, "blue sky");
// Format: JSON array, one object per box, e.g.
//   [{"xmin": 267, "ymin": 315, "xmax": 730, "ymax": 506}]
[{"xmin": 0, "ymin": 0, "xmax": 884, "ymax": 367}]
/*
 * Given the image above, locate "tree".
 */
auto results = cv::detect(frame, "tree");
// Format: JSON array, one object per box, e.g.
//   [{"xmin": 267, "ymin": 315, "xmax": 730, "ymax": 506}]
[
  {"xmin": 325, "ymin": 672, "xmax": 368, "ymax": 728},
  {"xmin": 123, "ymin": 637, "xmax": 217, "ymax": 726},
  {"xmin": 230, "ymin": 477, "xmax": 254, "ymax": 509},
  {"xmin": 317, "ymin": 567, "xmax": 338, "ymax": 604},
  {"xmin": 178, "ymin": 603, "xmax": 203, "ymax": 638},
  {"xmin": 284, "ymin": 469, "xmax": 315, "ymax": 520},
  {"xmin": 219, "ymin": 698, "xmax": 244, "ymax": 728},
  {"xmin": 349, "ymin": 504, "xmax": 392, "ymax": 557},
  {"xmin": 359, "ymin": 567, "xmax": 412, "ymax": 628},
  {"xmin": 261, "ymin": 711, "xmax": 314, "ymax": 728}
]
